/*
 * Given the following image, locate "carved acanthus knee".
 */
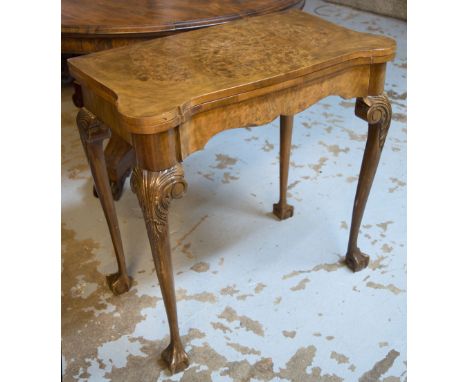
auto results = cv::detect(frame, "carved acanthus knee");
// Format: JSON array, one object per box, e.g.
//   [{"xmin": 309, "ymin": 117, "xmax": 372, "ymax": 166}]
[{"xmin": 130, "ymin": 164, "xmax": 187, "ymax": 234}]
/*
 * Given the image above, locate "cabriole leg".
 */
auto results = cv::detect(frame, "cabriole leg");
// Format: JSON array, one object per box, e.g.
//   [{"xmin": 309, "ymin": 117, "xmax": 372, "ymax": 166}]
[
  {"xmin": 346, "ymin": 95, "xmax": 392, "ymax": 272},
  {"xmin": 76, "ymin": 108, "xmax": 132, "ymax": 294},
  {"xmin": 273, "ymin": 115, "xmax": 294, "ymax": 220},
  {"xmin": 131, "ymin": 164, "xmax": 189, "ymax": 374}
]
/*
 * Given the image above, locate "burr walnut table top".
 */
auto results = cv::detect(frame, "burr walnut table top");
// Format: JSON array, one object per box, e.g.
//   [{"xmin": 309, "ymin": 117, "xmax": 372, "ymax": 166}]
[{"xmin": 68, "ymin": 10, "xmax": 395, "ymax": 135}]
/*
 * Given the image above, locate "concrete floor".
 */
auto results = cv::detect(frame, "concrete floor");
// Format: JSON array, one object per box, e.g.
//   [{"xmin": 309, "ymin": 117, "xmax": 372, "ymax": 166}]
[{"xmin": 61, "ymin": 0, "xmax": 407, "ymax": 380}]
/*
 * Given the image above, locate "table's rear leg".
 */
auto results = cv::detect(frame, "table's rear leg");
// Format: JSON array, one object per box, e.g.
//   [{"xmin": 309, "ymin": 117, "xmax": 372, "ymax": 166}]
[
  {"xmin": 76, "ymin": 108, "xmax": 132, "ymax": 294},
  {"xmin": 131, "ymin": 164, "xmax": 189, "ymax": 374},
  {"xmin": 92, "ymin": 134, "xmax": 136, "ymax": 201},
  {"xmin": 346, "ymin": 95, "xmax": 392, "ymax": 272},
  {"xmin": 273, "ymin": 115, "xmax": 294, "ymax": 220}
]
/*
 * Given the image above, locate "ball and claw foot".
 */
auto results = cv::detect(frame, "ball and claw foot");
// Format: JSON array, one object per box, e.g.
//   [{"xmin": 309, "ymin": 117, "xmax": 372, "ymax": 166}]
[
  {"xmin": 106, "ymin": 272, "xmax": 132, "ymax": 295},
  {"xmin": 273, "ymin": 203, "xmax": 294, "ymax": 220},
  {"xmin": 345, "ymin": 247, "xmax": 370, "ymax": 272},
  {"xmin": 162, "ymin": 341, "xmax": 190, "ymax": 374}
]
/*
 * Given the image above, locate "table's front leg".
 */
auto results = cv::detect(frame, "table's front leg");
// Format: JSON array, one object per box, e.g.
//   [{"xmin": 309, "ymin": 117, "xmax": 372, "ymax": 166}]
[
  {"xmin": 76, "ymin": 108, "xmax": 132, "ymax": 294},
  {"xmin": 346, "ymin": 95, "xmax": 392, "ymax": 272},
  {"xmin": 130, "ymin": 164, "xmax": 190, "ymax": 374}
]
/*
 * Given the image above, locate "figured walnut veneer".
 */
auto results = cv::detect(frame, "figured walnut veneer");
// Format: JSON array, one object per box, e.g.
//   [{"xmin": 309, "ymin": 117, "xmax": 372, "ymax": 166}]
[{"xmin": 69, "ymin": 10, "xmax": 394, "ymax": 170}]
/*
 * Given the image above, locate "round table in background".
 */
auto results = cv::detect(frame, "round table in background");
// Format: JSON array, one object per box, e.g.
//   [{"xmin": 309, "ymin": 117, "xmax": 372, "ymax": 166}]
[
  {"xmin": 61, "ymin": 0, "xmax": 305, "ymax": 199},
  {"xmin": 62, "ymin": 0, "xmax": 305, "ymax": 54}
]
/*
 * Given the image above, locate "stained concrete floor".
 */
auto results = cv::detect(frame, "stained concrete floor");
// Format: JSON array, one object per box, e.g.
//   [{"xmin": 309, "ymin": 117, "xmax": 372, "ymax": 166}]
[{"xmin": 61, "ymin": 1, "xmax": 407, "ymax": 380}]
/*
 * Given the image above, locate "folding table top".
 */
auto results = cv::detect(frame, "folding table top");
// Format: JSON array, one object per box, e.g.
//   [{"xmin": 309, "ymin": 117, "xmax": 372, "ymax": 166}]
[{"xmin": 68, "ymin": 10, "xmax": 395, "ymax": 134}]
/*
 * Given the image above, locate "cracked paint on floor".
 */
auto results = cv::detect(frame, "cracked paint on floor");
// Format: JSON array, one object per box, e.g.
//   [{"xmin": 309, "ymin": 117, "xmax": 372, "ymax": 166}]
[{"xmin": 61, "ymin": 0, "xmax": 406, "ymax": 380}]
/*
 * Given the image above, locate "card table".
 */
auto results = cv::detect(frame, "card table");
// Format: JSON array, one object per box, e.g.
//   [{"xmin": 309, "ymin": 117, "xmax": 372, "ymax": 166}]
[{"xmin": 68, "ymin": 9, "xmax": 395, "ymax": 373}]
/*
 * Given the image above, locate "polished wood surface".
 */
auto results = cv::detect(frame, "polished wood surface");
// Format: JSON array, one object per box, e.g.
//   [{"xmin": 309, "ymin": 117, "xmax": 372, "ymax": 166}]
[
  {"xmin": 70, "ymin": 10, "xmax": 396, "ymax": 373},
  {"xmin": 62, "ymin": 0, "xmax": 304, "ymax": 53},
  {"xmin": 62, "ymin": 0, "xmax": 305, "ymax": 35},
  {"xmin": 68, "ymin": 10, "xmax": 394, "ymax": 139}
]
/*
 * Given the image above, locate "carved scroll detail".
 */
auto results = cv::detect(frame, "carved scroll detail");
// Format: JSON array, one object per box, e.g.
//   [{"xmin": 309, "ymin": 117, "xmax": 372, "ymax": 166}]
[
  {"xmin": 131, "ymin": 164, "xmax": 187, "ymax": 235},
  {"xmin": 76, "ymin": 108, "xmax": 110, "ymax": 143},
  {"xmin": 354, "ymin": 94, "xmax": 392, "ymax": 149}
]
